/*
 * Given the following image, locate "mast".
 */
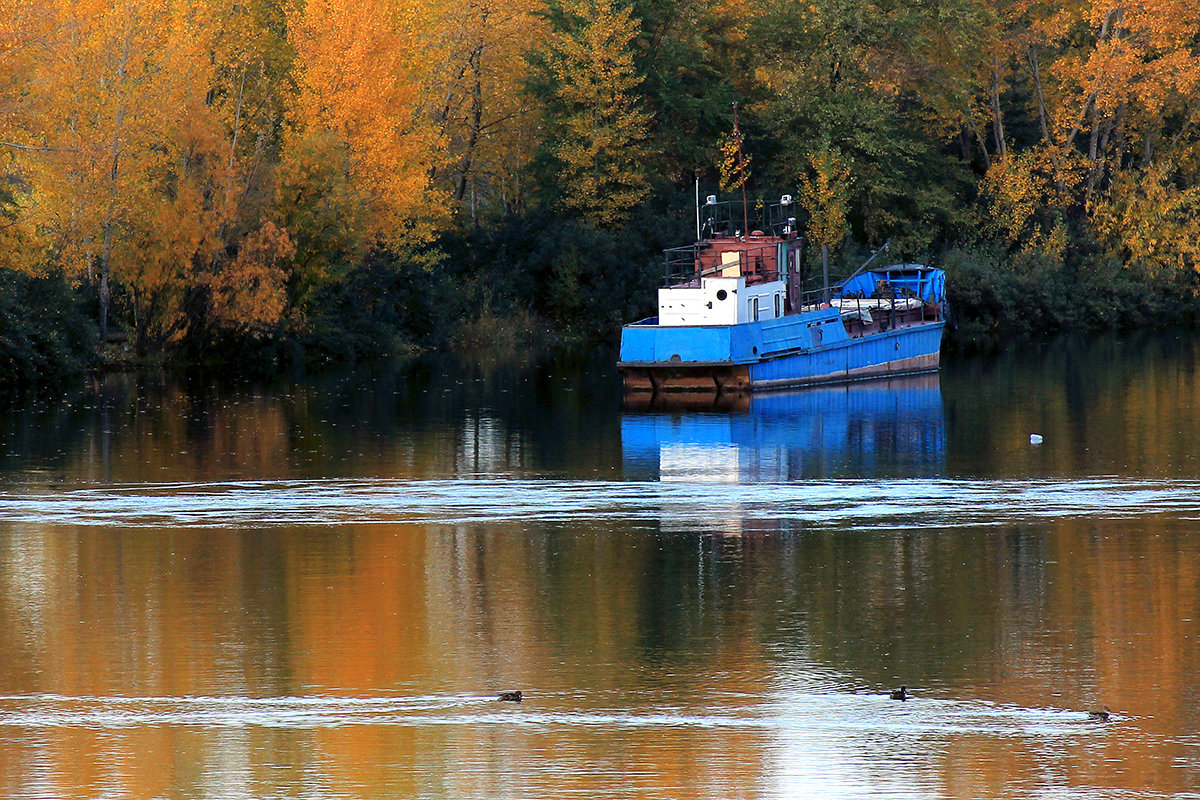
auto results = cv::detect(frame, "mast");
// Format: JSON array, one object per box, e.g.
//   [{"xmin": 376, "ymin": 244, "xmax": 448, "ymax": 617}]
[{"xmin": 732, "ymin": 102, "xmax": 749, "ymax": 237}]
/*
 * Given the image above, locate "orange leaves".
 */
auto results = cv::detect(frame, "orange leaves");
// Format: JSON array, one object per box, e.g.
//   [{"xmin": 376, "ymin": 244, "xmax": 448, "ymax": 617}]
[
  {"xmin": 1119, "ymin": 0, "xmax": 1200, "ymax": 51},
  {"xmin": 0, "ymin": 0, "xmax": 541, "ymax": 348},
  {"xmin": 1035, "ymin": 0, "xmax": 1200, "ymax": 145},
  {"xmin": 5, "ymin": 0, "xmax": 213, "ymax": 265},
  {"xmin": 285, "ymin": 0, "xmax": 445, "ymax": 245},
  {"xmin": 207, "ymin": 222, "xmax": 295, "ymax": 333},
  {"xmin": 0, "ymin": 0, "xmax": 304, "ymax": 343},
  {"xmin": 942, "ymin": 0, "xmax": 1200, "ymax": 257}
]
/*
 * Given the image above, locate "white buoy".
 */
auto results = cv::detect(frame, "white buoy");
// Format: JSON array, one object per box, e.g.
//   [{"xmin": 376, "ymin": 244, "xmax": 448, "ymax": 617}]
[{"xmin": 1029, "ymin": 434, "xmax": 1043, "ymax": 445}]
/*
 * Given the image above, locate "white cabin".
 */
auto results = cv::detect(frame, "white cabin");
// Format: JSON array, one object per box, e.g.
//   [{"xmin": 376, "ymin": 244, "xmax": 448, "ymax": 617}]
[{"xmin": 657, "ymin": 276, "xmax": 787, "ymax": 327}]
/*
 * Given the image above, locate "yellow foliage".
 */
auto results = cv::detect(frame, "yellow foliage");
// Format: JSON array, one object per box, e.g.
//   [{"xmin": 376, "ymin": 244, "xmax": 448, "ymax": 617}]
[
  {"xmin": 6, "ymin": 0, "xmax": 211, "ymax": 277},
  {"xmin": 798, "ymin": 147, "xmax": 852, "ymax": 251},
  {"xmin": 544, "ymin": 0, "xmax": 652, "ymax": 226},
  {"xmin": 284, "ymin": 0, "xmax": 447, "ymax": 245},
  {"xmin": 717, "ymin": 129, "xmax": 751, "ymax": 193},
  {"xmin": 979, "ymin": 150, "xmax": 1080, "ymax": 260},
  {"xmin": 1090, "ymin": 157, "xmax": 1200, "ymax": 277},
  {"xmin": 423, "ymin": 0, "xmax": 547, "ymax": 213}
]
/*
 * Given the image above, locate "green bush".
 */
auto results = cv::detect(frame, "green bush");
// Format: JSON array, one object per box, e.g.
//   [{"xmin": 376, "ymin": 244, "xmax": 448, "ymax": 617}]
[
  {"xmin": 942, "ymin": 244, "xmax": 1200, "ymax": 350},
  {"xmin": 0, "ymin": 269, "xmax": 95, "ymax": 392},
  {"xmin": 440, "ymin": 195, "xmax": 692, "ymax": 343}
]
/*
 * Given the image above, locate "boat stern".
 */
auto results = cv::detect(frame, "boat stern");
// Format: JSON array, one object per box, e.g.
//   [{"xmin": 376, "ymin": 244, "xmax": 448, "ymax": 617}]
[{"xmin": 618, "ymin": 318, "xmax": 750, "ymax": 393}]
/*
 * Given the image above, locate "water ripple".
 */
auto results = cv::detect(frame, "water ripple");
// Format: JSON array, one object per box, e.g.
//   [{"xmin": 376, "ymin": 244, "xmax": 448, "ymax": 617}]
[
  {"xmin": 0, "ymin": 477, "xmax": 1195, "ymax": 529},
  {"xmin": 0, "ymin": 692, "xmax": 1118, "ymax": 737}
]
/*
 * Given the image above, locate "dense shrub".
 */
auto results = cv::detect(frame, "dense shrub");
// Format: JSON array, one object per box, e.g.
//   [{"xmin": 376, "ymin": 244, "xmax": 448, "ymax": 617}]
[
  {"xmin": 942, "ymin": 245, "xmax": 1200, "ymax": 350},
  {"xmin": 440, "ymin": 194, "xmax": 694, "ymax": 343},
  {"xmin": 0, "ymin": 270, "xmax": 95, "ymax": 392}
]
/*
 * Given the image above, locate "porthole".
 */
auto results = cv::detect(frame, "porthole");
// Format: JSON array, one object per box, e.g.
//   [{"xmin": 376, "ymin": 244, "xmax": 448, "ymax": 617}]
[{"xmin": 716, "ymin": 289, "xmax": 728, "ymax": 301}]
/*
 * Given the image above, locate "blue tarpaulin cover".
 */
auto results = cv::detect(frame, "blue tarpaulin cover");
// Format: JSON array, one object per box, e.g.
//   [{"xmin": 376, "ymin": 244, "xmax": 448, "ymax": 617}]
[{"xmin": 836, "ymin": 265, "xmax": 945, "ymax": 303}]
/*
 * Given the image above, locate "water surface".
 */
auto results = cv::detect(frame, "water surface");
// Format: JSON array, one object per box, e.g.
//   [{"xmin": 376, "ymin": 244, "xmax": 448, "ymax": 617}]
[{"xmin": 2, "ymin": 333, "xmax": 1200, "ymax": 798}]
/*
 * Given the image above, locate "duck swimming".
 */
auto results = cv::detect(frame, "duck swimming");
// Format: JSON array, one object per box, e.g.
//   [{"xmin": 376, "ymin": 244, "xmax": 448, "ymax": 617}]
[
  {"xmin": 890, "ymin": 686, "xmax": 908, "ymax": 701},
  {"xmin": 498, "ymin": 691, "xmax": 523, "ymax": 702},
  {"xmin": 1088, "ymin": 705, "xmax": 1111, "ymax": 721}
]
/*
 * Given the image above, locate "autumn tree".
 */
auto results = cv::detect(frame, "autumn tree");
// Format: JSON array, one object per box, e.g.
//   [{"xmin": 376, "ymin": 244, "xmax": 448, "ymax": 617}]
[
  {"xmin": 528, "ymin": 0, "xmax": 653, "ymax": 227},
  {"xmin": 0, "ymin": 0, "xmax": 222, "ymax": 343},
  {"xmin": 943, "ymin": 0, "xmax": 1200, "ymax": 259},
  {"xmin": 424, "ymin": 0, "xmax": 546, "ymax": 220},
  {"xmin": 0, "ymin": 0, "xmax": 50, "ymax": 274},
  {"xmin": 798, "ymin": 145, "xmax": 853, "ymax": 283},
  {"xmin": 280, "ymin": 0, "xmax": 446, "ymax": 319},
  {"xmin": 183, "ymin": 0, "xmax": 297, "ymax": 343},
  {"xmin": 0, "ymin": 0, "xmax": 300, "ymax": 351}
]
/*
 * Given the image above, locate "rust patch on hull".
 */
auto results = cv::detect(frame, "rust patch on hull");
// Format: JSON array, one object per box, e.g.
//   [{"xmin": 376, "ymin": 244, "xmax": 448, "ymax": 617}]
[{"xmin": 619, "ymin": 364, "xmax": 750, "ymax": 395}]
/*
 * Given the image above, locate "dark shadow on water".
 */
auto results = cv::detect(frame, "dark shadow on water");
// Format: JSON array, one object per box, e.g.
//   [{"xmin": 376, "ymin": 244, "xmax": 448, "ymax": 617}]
[{"xmin": 3, "ymin": 328, "xmax": 1200, "ymax": 484}]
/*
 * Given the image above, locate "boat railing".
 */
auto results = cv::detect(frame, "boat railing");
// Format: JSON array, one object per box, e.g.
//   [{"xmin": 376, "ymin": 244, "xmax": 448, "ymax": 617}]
[
  {"xmin": 798, "ymin": 279, "xmax": 943, "ymax": 329},
  {"xmin": 663, "ymin": 241, "xmax": 784, "ymax": 288},
  {"xmin": 698, "ymin": 196, "xmax": 799, "ymax": 240}
]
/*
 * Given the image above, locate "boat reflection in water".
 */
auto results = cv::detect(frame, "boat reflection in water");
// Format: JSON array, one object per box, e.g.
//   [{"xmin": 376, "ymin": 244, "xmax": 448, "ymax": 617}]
[{"xmin": 621, "ymin": 375, "xmax": 945, "ymax": 485}]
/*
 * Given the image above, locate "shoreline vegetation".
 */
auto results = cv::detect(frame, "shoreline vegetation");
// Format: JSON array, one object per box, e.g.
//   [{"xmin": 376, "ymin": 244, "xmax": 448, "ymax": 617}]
[{"xmin": 2, "ymin": 0, "xmax": 1199, "ymax": 392}]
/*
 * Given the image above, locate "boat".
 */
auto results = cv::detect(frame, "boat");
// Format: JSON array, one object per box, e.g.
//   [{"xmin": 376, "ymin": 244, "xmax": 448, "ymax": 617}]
[{"xmin": 618, "ymin": 195, "xmax": 947, "ymax": 395}]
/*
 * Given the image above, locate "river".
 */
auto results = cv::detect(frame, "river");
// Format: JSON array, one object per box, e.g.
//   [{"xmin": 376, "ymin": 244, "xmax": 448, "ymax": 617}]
[{"xmin": 1, "ymin": 331, "xmax": 1199, "ymax": 798}]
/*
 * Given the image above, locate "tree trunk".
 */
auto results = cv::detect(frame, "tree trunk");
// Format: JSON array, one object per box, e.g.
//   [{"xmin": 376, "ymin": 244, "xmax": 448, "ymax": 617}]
[
  {"xmin": 1087, "ymin": 106, "xmax": 1120, "ymax": 200},
  {"xmin": 1027, "ymin": 47, "xmax": 1052, "ymax": 146},
  {"xmin": 1025, "ymin": 46, "xmax": 1073, "ymax": 197},
  {"xmin": 454, "ymin": 43, "xmax": 484, "ymax": 205},
  {"xmin": 99, "ymin": 40, "xmax": 131, "ymax": 345},
  {"xmin": 990, "ymin": 56, "xmax": 1007, "ymax": 160},
  {"xmin": 821, "ymin": 244, "xmax": 830, "ymax": 303},
  {"xmin": 98, "ymin": 243, "xmax": 111, "ymax": 344}
]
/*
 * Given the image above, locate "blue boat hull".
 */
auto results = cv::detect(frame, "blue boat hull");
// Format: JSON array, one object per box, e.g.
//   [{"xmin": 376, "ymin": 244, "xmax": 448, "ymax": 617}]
[
  {"xmin": 619, "ymin": 307, "xmax": 944, "ymax": 393},
  {"xmin": 749, "ymin": 321, "xmax": 943, "ymax": 389}
]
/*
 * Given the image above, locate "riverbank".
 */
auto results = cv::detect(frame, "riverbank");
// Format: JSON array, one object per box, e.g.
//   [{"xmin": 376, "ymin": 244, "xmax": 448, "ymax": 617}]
[
  {"xmin": 5, "ymin": 240, "xmax": 1200, "ymax": 394},
  {"xmin": 941, "ymin": 246, "xmax": 1200, "ymax": 352}
]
